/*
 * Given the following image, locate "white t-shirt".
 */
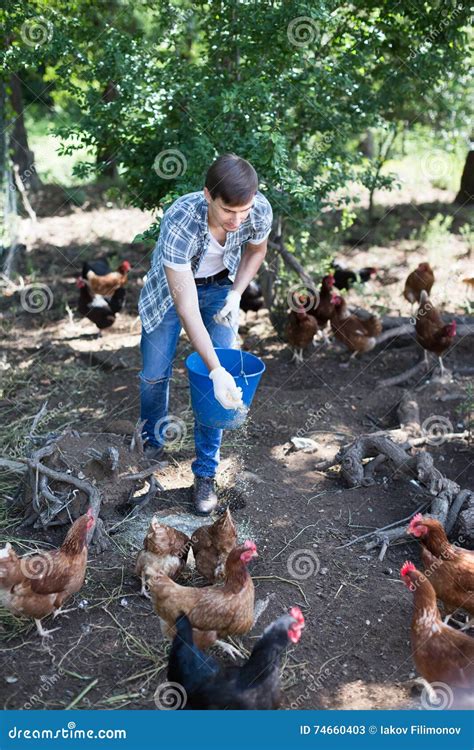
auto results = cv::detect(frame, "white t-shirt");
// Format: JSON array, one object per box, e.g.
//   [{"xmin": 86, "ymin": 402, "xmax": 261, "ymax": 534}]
[{"xmin": 195, "ymin": 233, "xmax": 227, "ymax": 277}]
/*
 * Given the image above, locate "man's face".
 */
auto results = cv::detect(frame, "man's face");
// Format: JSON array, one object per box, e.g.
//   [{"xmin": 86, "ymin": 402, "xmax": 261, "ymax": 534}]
[{"xmin": 204, "ymin": 187, "xmax": 254, "ymax": 232}]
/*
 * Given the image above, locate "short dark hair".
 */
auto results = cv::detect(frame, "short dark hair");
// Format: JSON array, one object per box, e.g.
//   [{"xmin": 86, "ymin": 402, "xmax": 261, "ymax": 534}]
[{"xmin": 205, "ymin": 153, "xmax": 258, "ymax": 206}]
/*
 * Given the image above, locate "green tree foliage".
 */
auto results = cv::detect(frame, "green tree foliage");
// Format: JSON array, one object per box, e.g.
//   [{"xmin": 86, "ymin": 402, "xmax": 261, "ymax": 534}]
[{"xmin": 1, "ymin": 0, "xmax": 472, "ymax": 252}]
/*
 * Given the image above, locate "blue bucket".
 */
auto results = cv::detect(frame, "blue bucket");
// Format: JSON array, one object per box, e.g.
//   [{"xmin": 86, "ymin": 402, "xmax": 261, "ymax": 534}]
[{"xmin": 185, "ymin": 348, "xmax": 265, "ymax": 429}]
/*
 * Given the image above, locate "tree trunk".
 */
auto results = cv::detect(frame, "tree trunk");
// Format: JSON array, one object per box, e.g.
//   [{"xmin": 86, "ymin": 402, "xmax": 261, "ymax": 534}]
[
  {"xmin": 95, "ymin": 81, "xmax": 119, "ymax": 180},
  {"xmin": 454, "ymin": 149, "xmax": 474, "ymax": 205},
  {"xmin": 9, "ymin": 73, "xmax": 42, "ymax": 191}
]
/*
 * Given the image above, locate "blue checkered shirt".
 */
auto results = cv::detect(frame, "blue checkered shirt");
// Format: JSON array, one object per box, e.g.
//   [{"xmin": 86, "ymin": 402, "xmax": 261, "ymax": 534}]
[{"xmin": 138, "ymin": 190, "xmax": 272, "ymax": 333}]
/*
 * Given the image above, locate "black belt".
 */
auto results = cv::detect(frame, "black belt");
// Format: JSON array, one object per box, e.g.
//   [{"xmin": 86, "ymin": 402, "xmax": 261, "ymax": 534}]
[{"xmin": 194, "ymin": 268, "xmax": 229, "ymax": 286}]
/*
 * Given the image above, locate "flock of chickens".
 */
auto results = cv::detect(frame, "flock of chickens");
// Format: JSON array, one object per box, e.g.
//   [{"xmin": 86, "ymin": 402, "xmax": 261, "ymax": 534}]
[
  {"xmin": 1, "ymin": 504, "xmax": 473, "ymax": 707},
  {"xmin": 74, "ymin": 258, "xmax": 458, "ymax": 380},
  {"xmin": 286, "ymin": 261, "xmax": 457, "ymax": 373},
  {"xmin": 0, "ymin": 509, "xmax": 305, "ymax": 710},
  {"xmin": 0, "ymin": 257, "xmax": 467, "ymax": 708}
]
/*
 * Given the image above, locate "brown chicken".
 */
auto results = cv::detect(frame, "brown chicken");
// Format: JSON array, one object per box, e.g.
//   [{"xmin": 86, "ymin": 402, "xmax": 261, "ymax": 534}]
[
  {"xmin": 191, "ymin": 508, "xmax": 238, "ymax": 583},
  {"xmin": 148, "ymin": 540, "xmax": 257, "ymax": 653},
  {"xmin": 286, "ymin": 295, "xmax": 318, "ymax": 364},
  {"xmin": 84, "ymin": 260, "xmax": 131, "ymax": 296},
  {"xmin": 330, "ymin": 294, "xmax": 382, "ymax": 363},
  {"xmin": 135, "ymin": 518, "xmax": 191, "ymax": 598},
  {"xmin": 0, "ymin": 510, "xmax": 94, "ymax": 637},
  {"xmin": 401, "ymin": 561, "xmax": 474, "ymax": 696},
  {"xmin": 415, "ymin": 290, "xmax": 456, "ymax": 375},
  {"xmin": 309, "ymin": 274, "xmax": 335, "ymax": 342},
  {"xmin": 403, "ymin": 262, "xmax": 435, "ymax": 305},
  {"xmin": 407, "ymin": 514, "xmax": 474, "ymax": 621}
]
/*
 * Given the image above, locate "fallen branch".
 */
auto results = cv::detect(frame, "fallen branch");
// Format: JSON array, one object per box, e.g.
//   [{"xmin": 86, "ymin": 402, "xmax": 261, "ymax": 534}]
[
  {"xmin": 0, "ymin": 457, "xmax": 27, "ymax": 472},
  {"xmin": 375, "ymin": 323, "xmax": 415, "ymax": 345},
  {"xmin": 378, "ymin": 359, "xmax": 431, "ymax": 388}
]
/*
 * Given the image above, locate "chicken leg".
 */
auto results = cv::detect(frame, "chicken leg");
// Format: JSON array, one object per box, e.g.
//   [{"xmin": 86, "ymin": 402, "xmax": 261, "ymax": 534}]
[
  {"xmin": 35, "ymin": 619, "xmax": 60, "ymax": 638},
  {"xmin": 291, "ymin": 348, "xmax": 304, "ymax": 364},
  {"xmin": 215, "ymin": 639, "xmax": 246, "ymax": 660}
]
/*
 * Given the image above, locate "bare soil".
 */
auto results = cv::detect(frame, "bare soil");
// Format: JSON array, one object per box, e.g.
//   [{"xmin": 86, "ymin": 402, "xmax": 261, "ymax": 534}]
[{"xmin": 0, "ymin": 183, "xmax": 472, "ymax": 711}]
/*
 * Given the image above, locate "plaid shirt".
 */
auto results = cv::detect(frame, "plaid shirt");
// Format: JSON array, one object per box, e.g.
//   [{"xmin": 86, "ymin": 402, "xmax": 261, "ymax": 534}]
[{"xmin": 139, "ymin": 190, "xmax": 273, "ymax": 333}]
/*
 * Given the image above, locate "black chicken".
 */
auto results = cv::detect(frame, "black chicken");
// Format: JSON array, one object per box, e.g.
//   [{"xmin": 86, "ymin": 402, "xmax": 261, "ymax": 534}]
[
  {"xmin": 240, "ymin": 280, "xmax": 264, "ymax": 313},
  {"xmin": 332, "ymin": 263, "xmax": 377, "ymax": 291},
  {"xmin": 167, "ymin": 607, "xmax": 305, "ymax": 710}
]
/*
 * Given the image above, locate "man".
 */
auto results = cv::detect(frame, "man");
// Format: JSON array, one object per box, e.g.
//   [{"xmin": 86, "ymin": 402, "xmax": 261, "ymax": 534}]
[{"xmin": 138, "ymin": 153, "xmax": 272, "ymax": 515}]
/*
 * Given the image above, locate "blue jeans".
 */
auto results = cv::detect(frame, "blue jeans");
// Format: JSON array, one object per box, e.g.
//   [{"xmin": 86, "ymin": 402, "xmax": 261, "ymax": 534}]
[{"xmin": 139, "ymin": 277, "xmax": 236, "ymax": 478}]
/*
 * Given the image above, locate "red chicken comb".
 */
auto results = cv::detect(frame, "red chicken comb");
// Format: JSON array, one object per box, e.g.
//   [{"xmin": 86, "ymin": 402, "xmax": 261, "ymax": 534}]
[
  {"xmin": 120, "ymin": 260, "xmax": 131, "ymax": 271},
  {"xmin": 446, "ymin": 320, "xmax": 456, "ymax": 337},
  {"xmin": 289, "ymin": 606, "xmax": 305, "ymax": 627},
  {"xmin": 86, "ymin": 507, "xmax": 94, "ymax": 518},
  {"xmin": 409, "ymin": 512, "xmax": 423, "ymax": 527},
  {"xmin": 400, "ymin": 560, "xmax": 416, "ymax": 577},
  {"xmin": 243, "ymin": 540, "xmax": 256, "ymax": 550}
]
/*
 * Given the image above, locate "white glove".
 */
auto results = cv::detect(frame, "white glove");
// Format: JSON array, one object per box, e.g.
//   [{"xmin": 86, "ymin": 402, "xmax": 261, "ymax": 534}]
[
  {"xmin": 214, "ymin": 289, "xmax": 241, "ymax": 327},
  {"xmin": 209, "ymin": 366, "xmax": 243, "ymax": 410}
]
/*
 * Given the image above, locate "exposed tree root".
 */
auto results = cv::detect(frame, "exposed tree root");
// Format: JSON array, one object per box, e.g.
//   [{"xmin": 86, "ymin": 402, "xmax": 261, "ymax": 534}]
[
  {"xmin": 315, "ymin": 390, "xmax": 473, "ymax": 555},
  {"xmin": 8, "ymin": 414, "xmax": 164, "ymax": 552}
]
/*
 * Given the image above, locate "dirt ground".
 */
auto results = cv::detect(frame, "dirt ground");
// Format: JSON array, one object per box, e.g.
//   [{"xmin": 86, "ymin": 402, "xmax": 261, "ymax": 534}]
[{"xmin": 0, "ymin": 181, "xmax": 473, "ymax": 711}]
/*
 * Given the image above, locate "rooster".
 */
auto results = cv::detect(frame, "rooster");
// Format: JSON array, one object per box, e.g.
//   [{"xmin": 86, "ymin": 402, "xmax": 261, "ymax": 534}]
[
  {"xmin": 285, "ymin": 294, "xmax": 318, "ymax": 364},
  {"xmin": 148, "ymin": 540, "xmax": 257, "ymax": 655},
  {"xmin": 401, "ymin": 561, "xmax": 474, "ymax": 700},
  {"xmin": 167, "ymin": 607, "xmax": 305, "ymax": 709},
  {"xmin": 415, "ymin": 291, "xmax": 456, "ymax": 375},
  {"xmin": 330, "ymin": 294, "xmax": 382, "ymax": 364},
  {"xmin": 403, "ymin": 262, "xmax": 435, "ymax": 307},
  {"xmin": 135, "ymin": 518, "xmax": 191, "ymax": 598},
  {"xmin": 407, "ymin": 514, "xmax": 474, "ymax": 626},
  {"xmin": 82, "ymin": 258, "xmax": 130, "ymax": 297},
  {"xmin": 191, "ymin": 508, "xmax": 237, "ymax": 583},
  {"xmin": 0, "ymin": 510, "xmax": 94, "ymax": 637},
  {"xmin": 76, "ymin": 277, "xmax": 117, "ymax": 330}
]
